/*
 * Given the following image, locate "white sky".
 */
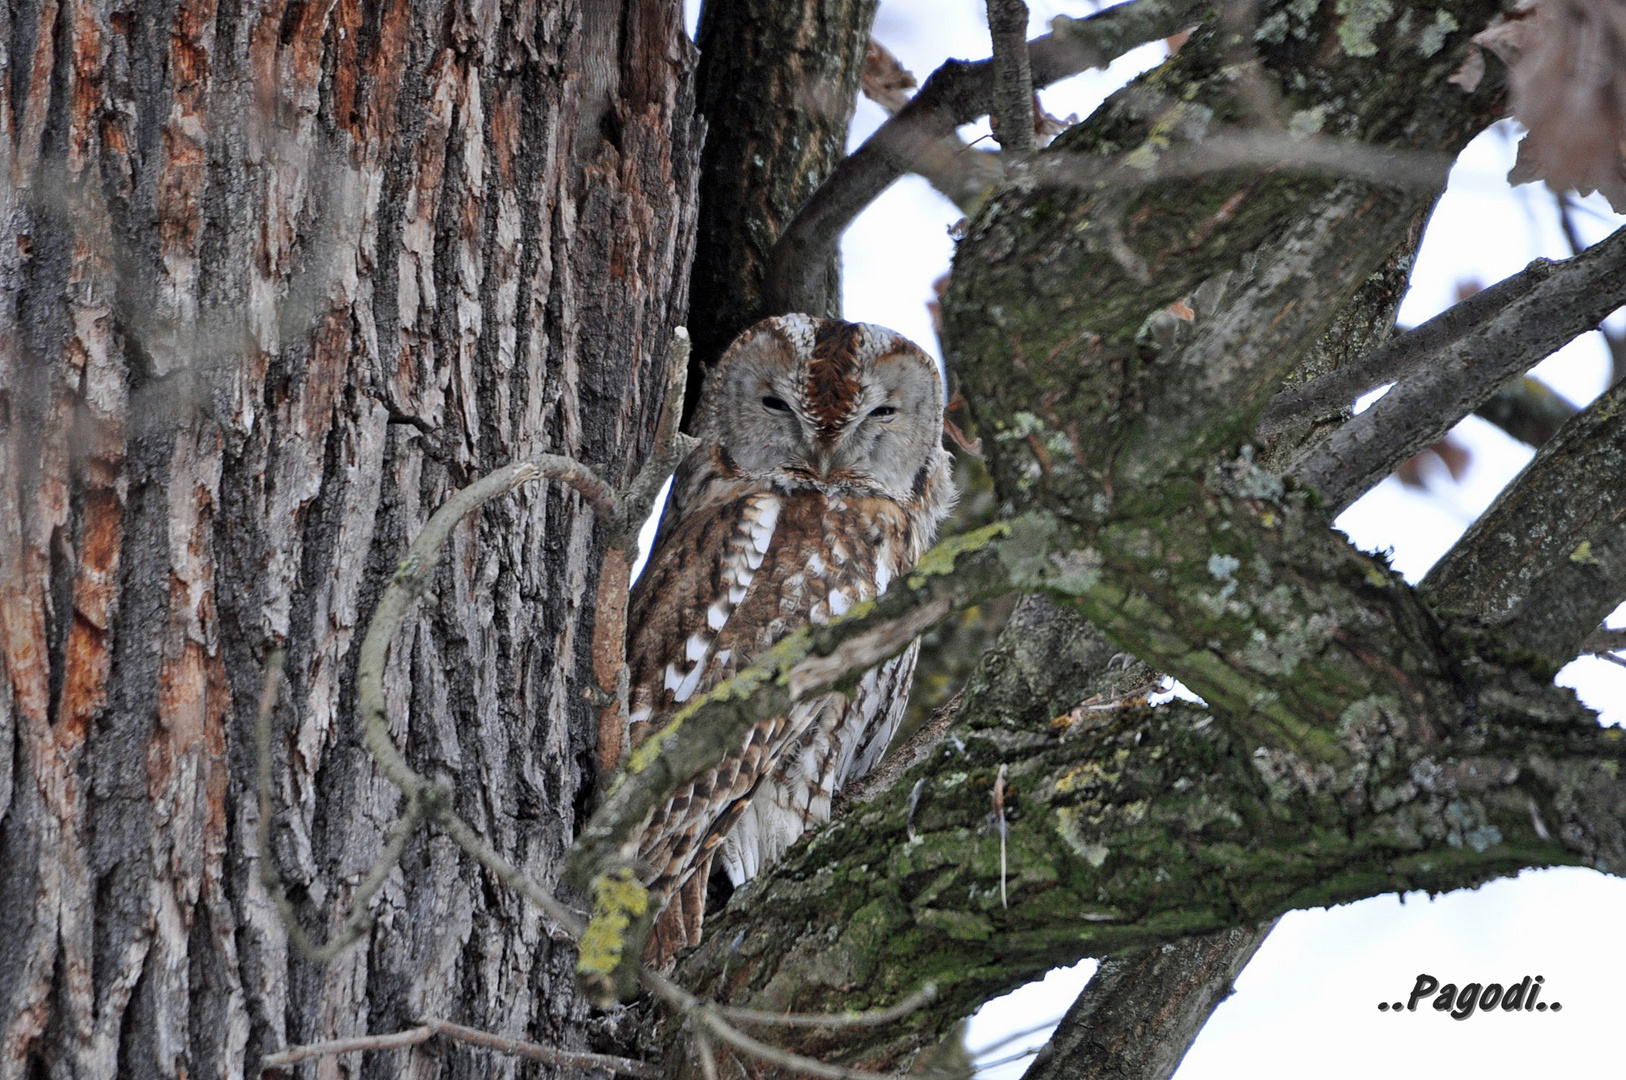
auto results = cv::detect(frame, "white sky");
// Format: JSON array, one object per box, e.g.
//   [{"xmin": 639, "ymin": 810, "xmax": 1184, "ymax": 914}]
[{"xmin": 683, "ymin": 1, "xmax": 1626, "ymax": 1075}]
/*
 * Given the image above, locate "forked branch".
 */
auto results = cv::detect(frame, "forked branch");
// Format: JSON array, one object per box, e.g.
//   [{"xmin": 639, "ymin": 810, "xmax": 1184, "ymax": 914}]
[
  {"xmin": 1292, "ymin": 221, "xmax": 1626, "ymax": 514},
  {"xmin": 763, "ymin": 0, "xmax": 1208, "ymax": 314}
]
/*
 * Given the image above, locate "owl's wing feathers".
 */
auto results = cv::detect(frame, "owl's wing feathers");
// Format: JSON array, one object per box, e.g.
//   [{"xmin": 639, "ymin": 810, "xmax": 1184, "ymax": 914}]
[
  {"xmin": 715, "ymin": 641, "xmax": 919, "ymax": 884},
  {"xmin": 627, "ymin": 490, "xmax": 918, "ymax": 899},
  {"xmin": 625, "ymin": 472, "xmax": 778, "ymax": 744}
]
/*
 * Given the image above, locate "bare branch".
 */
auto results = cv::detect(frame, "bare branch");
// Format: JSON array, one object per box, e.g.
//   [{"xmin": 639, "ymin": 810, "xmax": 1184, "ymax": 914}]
[
  {"xmin": 987, "ymin": 0, "xmax": 1037, "ymax": 153},
  {"xmin": 421, "ymin": 1018, "xmax": 662, "ymax": 1077},
  {"xmin": 258, "ymin": 458, "xmax": 604, "ymax": 963},
  {"xmin": 696, "ymin": 1028, "xmax": 722, "ymax": 1080},
  {"xmin": 1557, "ymin": 194, "xmax": 1626, "ymax": 385},
  {"xmin": 639, "ymin": 968, "xmax": 943, "ymax": 1080},
  {"xmin": 1293, "ymin": 222, "xmax": 1626, "ymax": 514},
  {"xmin": 259, "ymin": 1018, "xmax": 661, "ymax": 1077},
  {"xmin": 355, "ymin": 451, "xmax": 617, "ymax": 795},
  {"xmin": 1258, "ymin": 257, "xmax": 1561, "ymax": 437},
  {"xmin": 261, "ymin": 1026, "xmax": 435, "ymax": 1069},
  {"xmin": 764, "ymin": 0, "xmax": 1209, "ymax": 314},
  {"xmin": 862, "ymin": 40, "xmax": 1003, "ymax": 213}
]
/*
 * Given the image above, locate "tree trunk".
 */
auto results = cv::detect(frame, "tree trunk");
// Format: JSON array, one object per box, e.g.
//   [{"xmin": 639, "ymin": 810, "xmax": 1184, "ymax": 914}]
[{"xmin": 0, "ymin": 0, "xmax": 699, "ymax": 1074}]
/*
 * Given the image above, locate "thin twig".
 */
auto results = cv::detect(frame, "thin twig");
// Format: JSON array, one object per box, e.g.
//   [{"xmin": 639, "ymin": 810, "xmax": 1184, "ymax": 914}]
[
  {"xmin": 422, "ymin": 1017, "xmax": 661, "ymax": 1077},
  {"xmin": 764, "ymin": 0, "xmax": 1208, "ymax": 314},
  {"xmin": 986, "ymin": 0, "xmax": 1037, "ymax": 153},
  {"xmin": 261, "ymin": 451, "xmax": 619, "ymax": 955},
  {"xmin": 642, "ymin": 969, "xmax": 917, "ymax": 1080},
  {"xmin": 255, "ymin": 648, "xmax": 427, "ymax": 962},
  {"xmin": 967, "ymin": 1014, "xmax": 1066, "ymax": 1060},
  {"xmin": 1557, "ymin": 194, "xmax": 1626, "ymax": 384},
  {"xmin": 1258, "ymin": 257, "xmax": 1561, "ymax": 436},
  {"xmin": 353, "ymin": 451, "xmax": 617, "ymax": 799},
  {"xmin": 261, "ymin": 1026, "xmax": 434, "ymax": 1068},
  {"xmin": 973, "ymin": 1044, "xmax": 1046, "ymax": 1073},
  {"xmin": 719, "ymin": 983, "xmax": 938, "ymax": 1028},
  {"xmin": 696, "ymin": 1028, "xmax": 721, "ymax": 1080},
  {"xmin": 260, "ymin": 1018, "xmax": 661, "ymax": 1077}
]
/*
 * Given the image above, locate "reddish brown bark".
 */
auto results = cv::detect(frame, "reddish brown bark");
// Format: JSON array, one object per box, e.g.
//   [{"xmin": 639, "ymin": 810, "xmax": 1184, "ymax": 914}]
[{"xmin": 0, "ymin": 0, "xmax": 699, "ymax": 1075}]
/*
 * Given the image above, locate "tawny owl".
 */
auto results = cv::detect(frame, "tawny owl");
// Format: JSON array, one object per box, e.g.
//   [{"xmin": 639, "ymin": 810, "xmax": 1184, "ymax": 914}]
[{"xmin": 624, "ymin": 314, "xmax": 956, "ymax": 965}]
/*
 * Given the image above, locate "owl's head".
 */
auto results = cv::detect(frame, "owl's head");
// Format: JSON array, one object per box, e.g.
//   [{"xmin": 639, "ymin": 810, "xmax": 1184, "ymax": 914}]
[{"xmin": 700, "ymin": 315, "xmax": 950, "ymax": 504}]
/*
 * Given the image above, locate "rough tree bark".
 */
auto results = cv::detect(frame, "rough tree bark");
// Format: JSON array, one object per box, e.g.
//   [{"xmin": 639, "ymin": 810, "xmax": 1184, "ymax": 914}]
[{"xmin": 0, "ymin": 0, "xmax": 698, "ymax": 1075}]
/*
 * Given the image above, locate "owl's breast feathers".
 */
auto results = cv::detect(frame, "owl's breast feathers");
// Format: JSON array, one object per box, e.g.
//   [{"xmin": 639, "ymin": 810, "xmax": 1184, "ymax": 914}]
[{"xmin": 626, "ymin": 481, "xmax": 921, "ymax": 743}]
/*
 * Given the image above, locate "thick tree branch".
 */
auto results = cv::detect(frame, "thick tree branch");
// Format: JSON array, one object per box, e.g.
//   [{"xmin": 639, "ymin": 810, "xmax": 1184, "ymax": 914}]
[
  {"xmin": 1292, "ymin": 222, "xmax": 1626, "ymax": 514},
  {"xmin": 861, "ymin": 40, "xmax": 1004, "ymax": 214},
  {"xmin": 1422, "ymin": 369, "xmax": 1626, "ymax": 665},
  {"xmin": 1021, "ymin": 923, "xmax": 1274, "ymax": 1080},
  {"xmin": 677, "ymin": 681, "xmax": 1623, "ymax": 1067},
  {"xmin": 763, "ymin": 0, "xmax": 1209, "ymax": 315}
]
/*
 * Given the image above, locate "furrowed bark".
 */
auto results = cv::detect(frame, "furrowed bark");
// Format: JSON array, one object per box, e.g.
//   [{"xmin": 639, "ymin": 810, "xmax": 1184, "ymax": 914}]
[
  {"xmin": 685, "ymin": 0, "xmax": 880, "ymax": 376},
  {"xmin": 0, "ymin": 0, "xmax": 700, "ymax": 1075}
]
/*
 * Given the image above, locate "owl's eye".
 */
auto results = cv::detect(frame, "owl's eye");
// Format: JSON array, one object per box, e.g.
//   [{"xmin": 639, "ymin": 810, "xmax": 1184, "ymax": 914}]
[
  {"xmin": 869, "ymin": 405, "xmax": 898, "ymax": 419},
  {"xmin": 761, "ymin": 396, "xmax": 793, "ymax": 413}
]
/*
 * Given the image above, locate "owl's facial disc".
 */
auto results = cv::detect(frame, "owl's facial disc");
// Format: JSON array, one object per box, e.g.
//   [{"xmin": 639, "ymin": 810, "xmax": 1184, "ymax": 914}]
[{"xmin": 708, "ymin": 316, "xmax": 946, "ymax": 499}]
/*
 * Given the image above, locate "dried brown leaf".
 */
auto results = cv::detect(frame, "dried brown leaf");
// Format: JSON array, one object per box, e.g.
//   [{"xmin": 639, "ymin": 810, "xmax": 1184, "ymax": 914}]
[
  {"xmin": 1475, "ymin": 0, "xmax": 1626, "ymax": 211},
  {"xmin": 862, "ymin": 39, "xmax": 917, "ymax": 114}
]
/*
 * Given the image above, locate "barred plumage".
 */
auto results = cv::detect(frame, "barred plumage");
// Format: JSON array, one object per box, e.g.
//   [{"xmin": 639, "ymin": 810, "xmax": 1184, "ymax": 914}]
[{"xmin": 624, "ymin": 314, "xmax": 956, "ymax": 965}]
